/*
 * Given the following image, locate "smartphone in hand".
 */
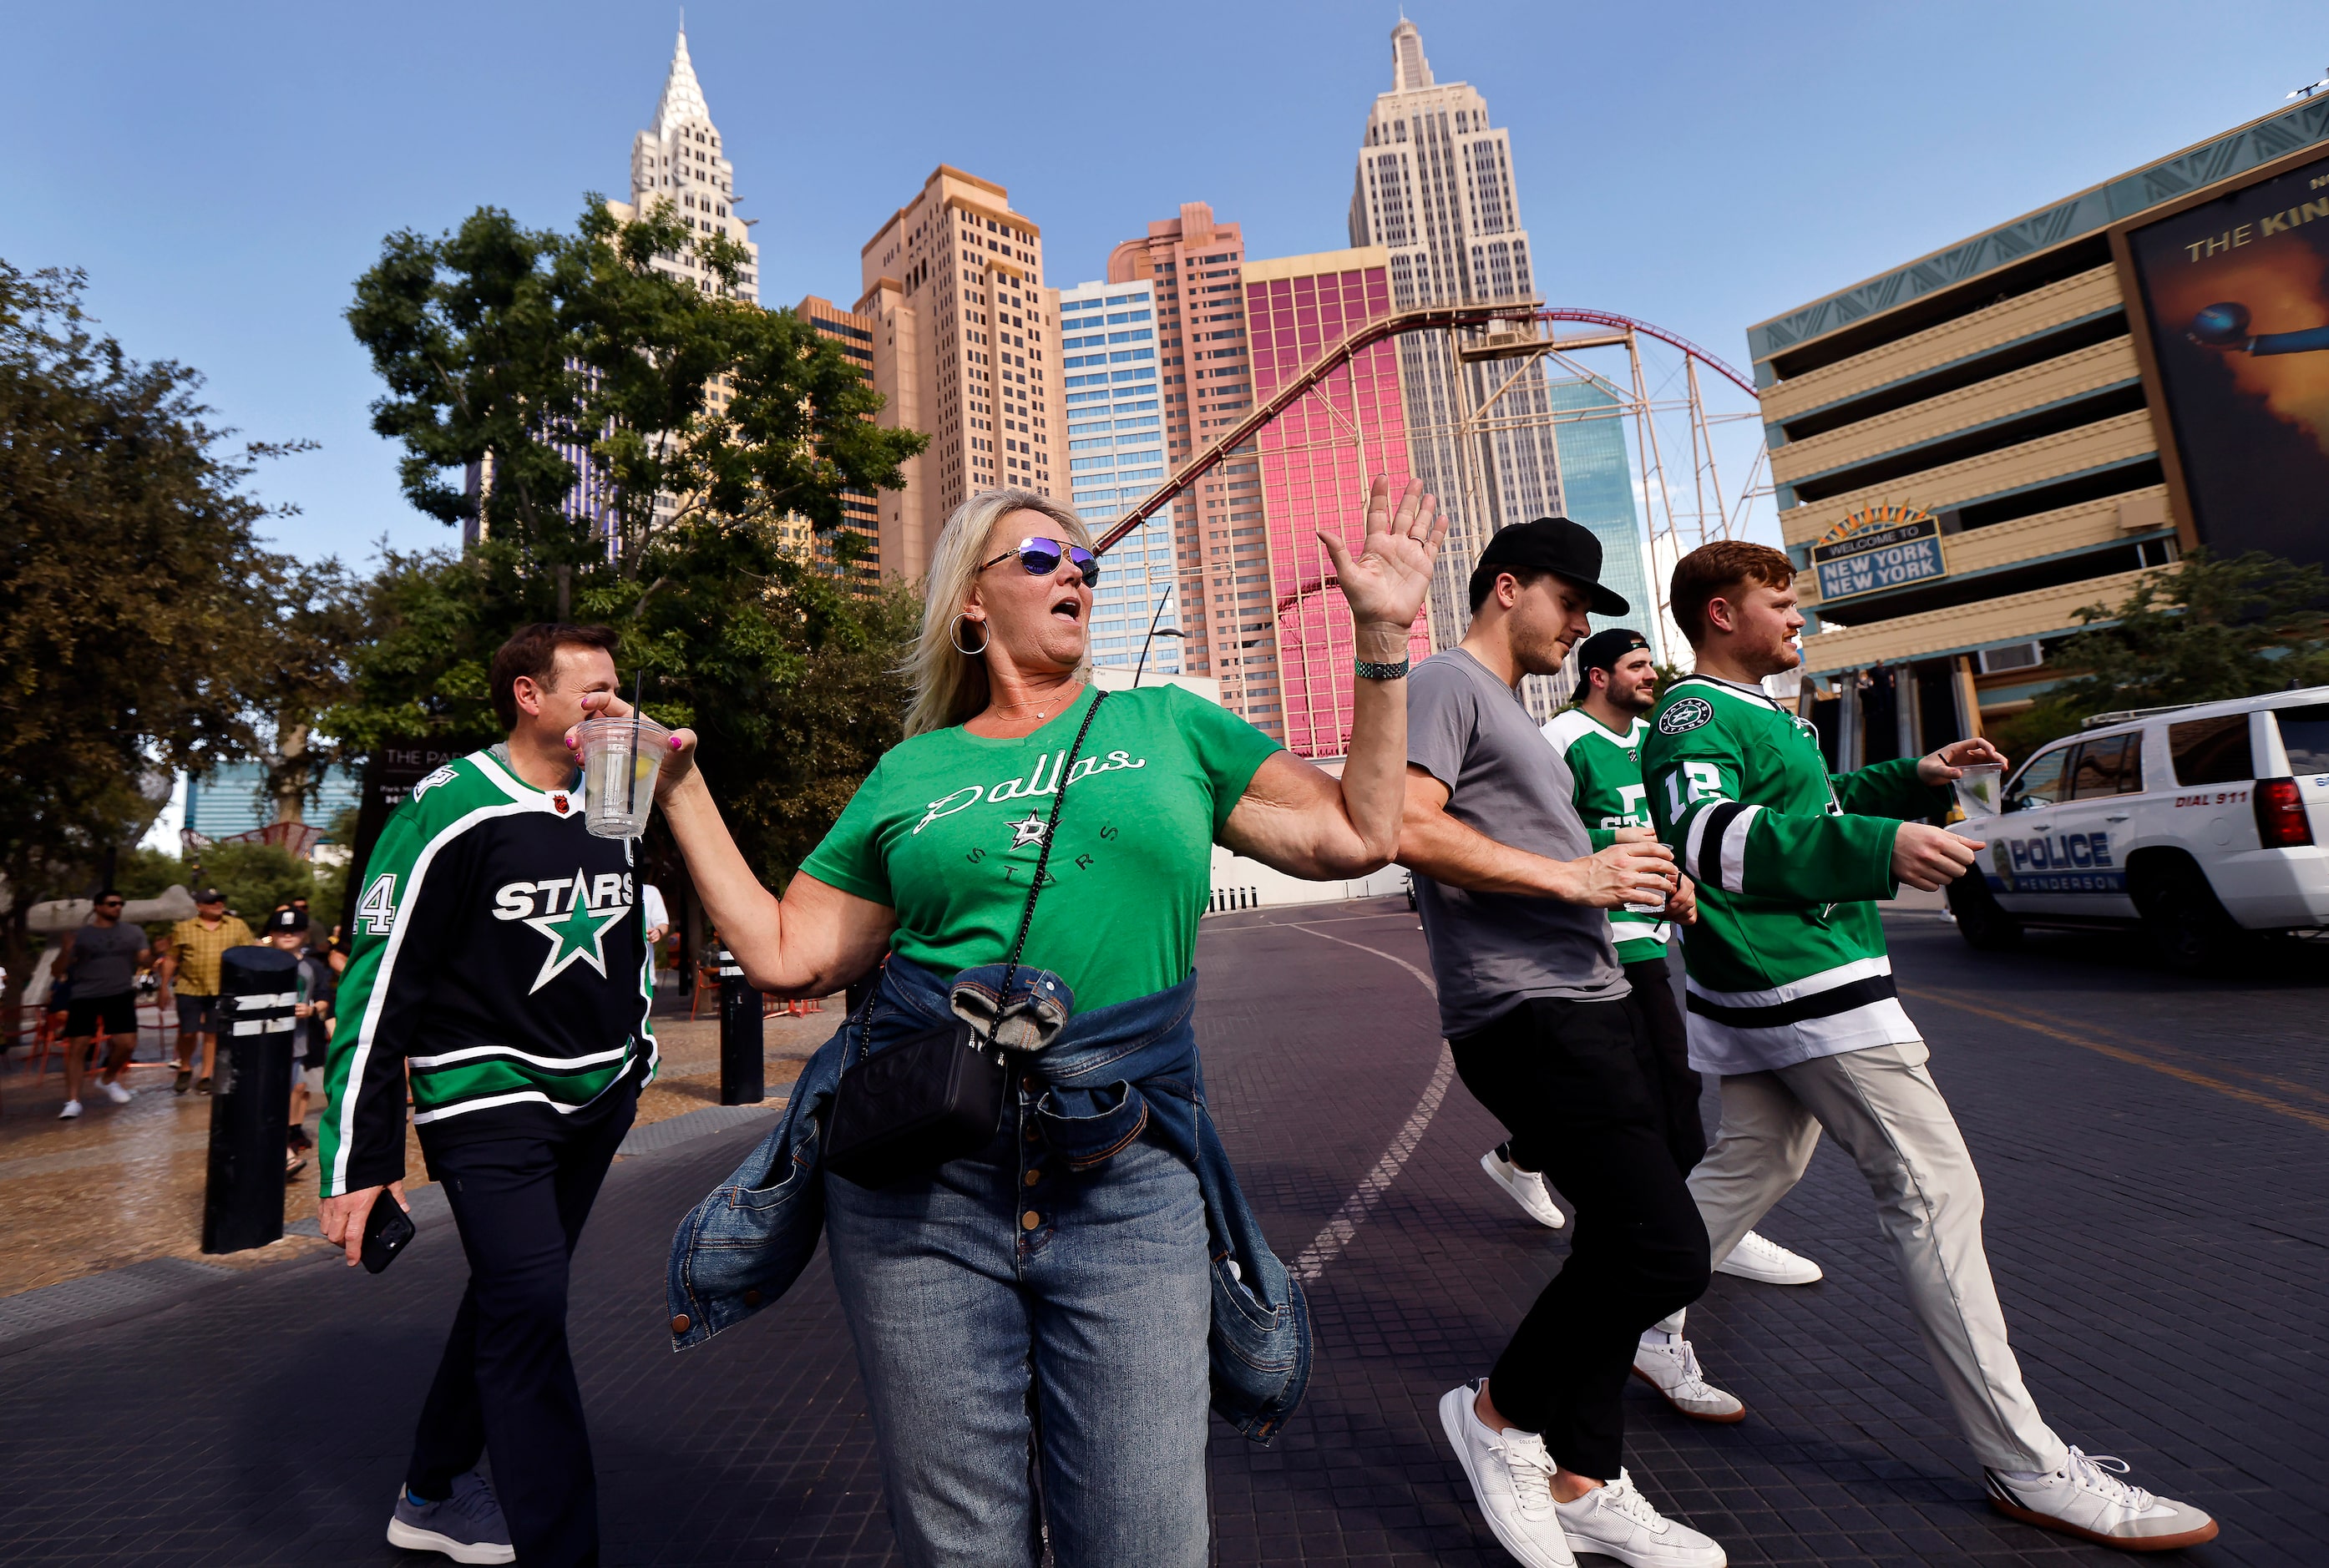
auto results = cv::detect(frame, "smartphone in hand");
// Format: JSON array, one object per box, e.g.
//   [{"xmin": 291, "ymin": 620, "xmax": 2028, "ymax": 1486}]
[{"xmin": 360, "ymin": 1195, "xmax": 417, "ymax": 1274}]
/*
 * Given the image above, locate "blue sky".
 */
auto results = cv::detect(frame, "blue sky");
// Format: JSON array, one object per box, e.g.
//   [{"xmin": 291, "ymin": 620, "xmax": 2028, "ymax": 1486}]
[{"xmin": 6, "ymin": 0, "xmax": 2320, "ymax": 567}]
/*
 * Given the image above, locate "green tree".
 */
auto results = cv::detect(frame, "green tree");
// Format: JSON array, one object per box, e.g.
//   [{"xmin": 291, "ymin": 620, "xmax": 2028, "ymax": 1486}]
[
  {"xmin": 347, "ymin": 197, "xmax": 922, "ymax": 568},
  {"xmin": 340, "ymin": 195, "xmax": 933, "ymax": 959},
  {"xmin": 0, "ymin": 262, "xmax": 319, "ymax": 1024},
  {"xmin": 325, "ymin": 527, "xmax": 920, "ymax": 886},
  {"xmin": 117, "ymin": 843, "xmax": 335, "ymax": 937},
  {"xmin": 1984, "ymin": 549, "xmax": 2329, "ymax": 765}
]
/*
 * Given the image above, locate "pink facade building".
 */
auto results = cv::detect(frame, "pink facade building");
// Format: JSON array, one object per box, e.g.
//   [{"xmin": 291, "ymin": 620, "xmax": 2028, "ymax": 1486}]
[{"xmin": 1243, "ymin": 246, "xmax": 1430, "ymax": 759}]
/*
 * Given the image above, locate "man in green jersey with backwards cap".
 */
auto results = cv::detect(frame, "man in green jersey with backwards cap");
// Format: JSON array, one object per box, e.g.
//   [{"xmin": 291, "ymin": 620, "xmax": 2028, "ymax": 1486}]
[
  {"xmin": 1521, "ymin": 628, "xmax": 1825, "ymax": 1430},
  {"xmin": 1640, "ymin": 540, "xmax": 2216, "ymax": 1554}
]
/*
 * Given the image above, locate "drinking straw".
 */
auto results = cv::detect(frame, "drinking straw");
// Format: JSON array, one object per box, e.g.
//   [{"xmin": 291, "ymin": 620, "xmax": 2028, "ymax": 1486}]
[{"xmin": 623, "ymin": 666, "xmax": 645, "ymax": 822}]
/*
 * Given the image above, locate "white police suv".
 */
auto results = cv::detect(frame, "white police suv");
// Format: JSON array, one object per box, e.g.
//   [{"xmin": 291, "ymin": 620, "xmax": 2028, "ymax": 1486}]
[{"xmin": 1947, "ymin": 687, "xmax": 2329, "ymax": 968}]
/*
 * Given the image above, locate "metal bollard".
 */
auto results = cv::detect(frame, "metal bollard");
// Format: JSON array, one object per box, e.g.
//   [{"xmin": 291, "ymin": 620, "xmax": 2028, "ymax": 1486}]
[
  {"xmin": 717, "ymin": 948, "xmax": 763, "ymax": 1105},
  {"xmin": 203, "ymin": 946, "xmax": 299, "ymax": 1254}
]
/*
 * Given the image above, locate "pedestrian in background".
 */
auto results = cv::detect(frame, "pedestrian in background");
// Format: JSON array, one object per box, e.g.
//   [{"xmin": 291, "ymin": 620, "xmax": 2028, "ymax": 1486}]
[
  {"xmin": 156, "ymin": 888, "xmax": 254, "ymax": 1095},
  {"xmin": 264, "ymin": 907, "xmax": 333, "ymax": 1178},
  {"xmin": 316, "ymin": 622, "xmax": 658, "ymax": 1568},
  {"xmin": 1645, "ymin": 539, "xmax": 2216, "ymax": 1552},
  {"xmin": 55, "ymin": 889, "xmax": 150, "ymax": 1119},
  {"xmin": 640, "ymin": 479, "xmax": 1442, "ymax": 1567},
  {"xmin": 1398, "ymin": 521, "xmax": 1725, "ymax": 1568}
]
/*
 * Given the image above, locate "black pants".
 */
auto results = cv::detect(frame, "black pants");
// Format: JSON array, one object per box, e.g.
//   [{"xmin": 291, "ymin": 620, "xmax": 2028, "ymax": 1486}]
[
  {"xmin": 408, "ymin": 1097, "xmax": 635, "ymax": 1568},
  {"xmin": 1451, "ymin": 989, "xmax": 1709, "ymax": 1479}
]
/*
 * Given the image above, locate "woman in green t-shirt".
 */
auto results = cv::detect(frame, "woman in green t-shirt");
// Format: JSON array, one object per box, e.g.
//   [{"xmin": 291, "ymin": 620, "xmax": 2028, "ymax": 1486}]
[{"xmin": 603, "ymin": 478, "xmax": 1440, "ymax": 1564}]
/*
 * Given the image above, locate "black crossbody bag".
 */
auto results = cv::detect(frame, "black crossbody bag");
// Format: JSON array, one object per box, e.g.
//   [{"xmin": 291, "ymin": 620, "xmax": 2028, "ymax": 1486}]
[{"xmin": 824, "ymin": 691, "xmax": 1106, "ymax": 1190}]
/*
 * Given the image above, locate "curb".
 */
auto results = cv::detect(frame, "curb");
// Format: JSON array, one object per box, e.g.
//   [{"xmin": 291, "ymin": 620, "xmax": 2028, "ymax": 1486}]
[{"xmin": 0, "ymin": 1096, "xmax": 787, "ymax": 1357}]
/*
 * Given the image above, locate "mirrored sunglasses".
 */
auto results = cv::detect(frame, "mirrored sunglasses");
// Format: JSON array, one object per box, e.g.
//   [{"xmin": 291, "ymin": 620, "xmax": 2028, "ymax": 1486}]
[{"xmin": 982, "ymin": 536, "xmax": 1099, "ymax": 588}]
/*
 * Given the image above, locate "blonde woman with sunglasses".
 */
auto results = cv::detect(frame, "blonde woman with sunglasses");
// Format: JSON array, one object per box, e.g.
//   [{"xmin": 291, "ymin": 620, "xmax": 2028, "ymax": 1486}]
[{"xmin": 598, "ymin": 478, "xmax": 1441, "ymax": 1566}]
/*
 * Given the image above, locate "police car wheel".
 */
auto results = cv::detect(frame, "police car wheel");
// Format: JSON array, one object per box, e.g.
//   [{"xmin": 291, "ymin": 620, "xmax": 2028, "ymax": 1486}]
[
  {"xmin": 2134, "ymin": 857, "xmax": 2238, "ymax": 974},
  {"xmin": 1946, "ymin": 873, "xmax": 2022, "ymax": 952}
]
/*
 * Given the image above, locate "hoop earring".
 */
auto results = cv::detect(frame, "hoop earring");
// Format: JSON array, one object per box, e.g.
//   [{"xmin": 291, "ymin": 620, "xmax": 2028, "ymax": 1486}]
[{"xmin": 949, "ymin": 614, "xmax": 990, "ymax": 656}]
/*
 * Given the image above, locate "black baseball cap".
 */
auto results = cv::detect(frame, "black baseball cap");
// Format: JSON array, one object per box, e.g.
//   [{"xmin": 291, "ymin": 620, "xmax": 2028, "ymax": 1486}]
[
  {"xmin": 266, "ymin": 907, "xmax": 310, "ymax": 934},
  {"xmin": 1471, "ymin": 518, "xmax": 1630, "ymax": 617},
  {"xmin": 1576, "ymin": 628, "xmax": 1653, "ymax": 675},
  {"xmin": 193, "ymin": 887, "xmax": 225, "ymax": 904}
]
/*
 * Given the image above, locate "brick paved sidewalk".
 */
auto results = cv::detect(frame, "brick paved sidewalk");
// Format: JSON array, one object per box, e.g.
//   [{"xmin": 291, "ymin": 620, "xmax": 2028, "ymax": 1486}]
[
  {"xmin": 0, "ymin": 899, "xmax": 2316, "ymax": 1565},
  {"xmin": 0, "ymin": 995, "xmax": 837, "ymax": 1300}
]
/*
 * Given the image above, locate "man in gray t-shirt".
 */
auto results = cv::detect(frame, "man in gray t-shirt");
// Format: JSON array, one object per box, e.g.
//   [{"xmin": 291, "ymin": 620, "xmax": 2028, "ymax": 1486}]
[
  {"xmin": 58, "ymin": 890, "xmax": 154, "ymax": 1119},
  {"xmin": 1399, "ymin": 518, "xmax": 1729, "ymax": 1568},
  {"xmin": 1406, "ymin": 646, "xmax": 1627, "ymax": 1036}
]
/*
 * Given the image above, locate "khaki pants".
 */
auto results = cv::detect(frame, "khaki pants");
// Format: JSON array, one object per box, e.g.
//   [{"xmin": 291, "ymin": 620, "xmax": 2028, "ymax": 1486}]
[{"xmin": 1668, "ymin": 1040, "xmax": 2067, "ymax": 1474}]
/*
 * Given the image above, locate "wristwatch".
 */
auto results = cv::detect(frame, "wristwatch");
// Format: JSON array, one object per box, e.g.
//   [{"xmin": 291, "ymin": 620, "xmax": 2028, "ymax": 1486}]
[{"xmin": 1354, "ymin": 657, "xmax": 1411, "ymax": 682}]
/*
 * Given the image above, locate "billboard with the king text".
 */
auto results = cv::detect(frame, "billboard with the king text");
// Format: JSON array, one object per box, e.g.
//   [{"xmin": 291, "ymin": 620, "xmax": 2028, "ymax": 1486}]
[{"xmin": 2121, "ymin": 153, "xmax": 2329, "ymax": 569}]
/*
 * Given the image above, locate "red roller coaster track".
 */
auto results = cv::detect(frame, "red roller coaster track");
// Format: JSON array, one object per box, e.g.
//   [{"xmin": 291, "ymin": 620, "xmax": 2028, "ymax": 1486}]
[
  {"xmin": 1093, "ymin": 305, "xmax": 1757, "ymax": 554},
  {"xmin": 1536, "ymin": 310, "xmax": 1760, "ymax": 399}
]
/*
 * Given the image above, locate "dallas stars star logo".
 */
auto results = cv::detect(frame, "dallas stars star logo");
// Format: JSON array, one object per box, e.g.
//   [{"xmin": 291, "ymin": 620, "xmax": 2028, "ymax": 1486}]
[
  {"xmin": 521, "ymin": 871, "xmax": 628, "ymax": 994},
  {"xmin": 1005, "ymin": 811, "xmax": 1049, "ymax": 849}
]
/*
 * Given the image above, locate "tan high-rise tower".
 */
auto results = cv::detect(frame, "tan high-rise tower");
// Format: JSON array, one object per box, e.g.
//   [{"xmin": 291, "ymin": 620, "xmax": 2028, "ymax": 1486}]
[{"xmin": 858, "ymin": 167, "xmax": 1067, "ymax": 583}]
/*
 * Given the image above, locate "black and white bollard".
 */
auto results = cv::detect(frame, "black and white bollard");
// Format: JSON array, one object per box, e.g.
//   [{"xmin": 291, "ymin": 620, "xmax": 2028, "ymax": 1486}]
[
  {"xmin": 202, "ymin": 946, "xmax": 299, "ymax": 1254},
  {"xmin": 717, "ymin": 947, "xmax": 764, "ymax": 1105}
]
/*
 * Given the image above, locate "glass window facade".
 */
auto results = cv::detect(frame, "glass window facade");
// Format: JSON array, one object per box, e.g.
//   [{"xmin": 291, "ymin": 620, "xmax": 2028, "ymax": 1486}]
[
  {"xmin": 1060, "ymin": 279, "xmax": 1178, "ymax": 675},
  {"xmin": 1546, "ymin": 376, "xmax": 1660, "ymax": 665},
  {"xmin": 1246, "ymin": 259, "xmax": 1430, "ymax": 758}
]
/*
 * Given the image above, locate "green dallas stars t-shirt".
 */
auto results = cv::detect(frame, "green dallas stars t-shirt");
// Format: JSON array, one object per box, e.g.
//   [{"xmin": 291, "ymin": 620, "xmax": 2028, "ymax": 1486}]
[
  {"xmin": 1541, "ymin": 707, "xmax": 1672, "ymax": 965},
  {"xmin": 799, "ymin": 684, "xmax": 1282, "ymax": 1013}
]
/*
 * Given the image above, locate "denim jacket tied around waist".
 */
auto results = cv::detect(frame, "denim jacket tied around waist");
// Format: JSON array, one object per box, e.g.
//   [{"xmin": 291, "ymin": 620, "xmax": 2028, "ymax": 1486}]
[{"xmin": 662, "ymin": 953, "xmax": 1313, "ymax": 1443}]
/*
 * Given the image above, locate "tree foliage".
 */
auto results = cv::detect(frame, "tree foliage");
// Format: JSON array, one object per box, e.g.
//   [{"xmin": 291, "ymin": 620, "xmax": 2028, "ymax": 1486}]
[
  {"xmin": 1984, "ymin": 549, "xmax": 2329, "ymax": 765},
  {"xmin": 347, "ymin": 198, "xmax": 924, "ymax": 566},
  {"xmin": 326, "ymin": 525, "xmax": 919, "ymax": 888},
  {"xmin": 0, "ymin": 261, "xmax": 338, "ymax": 1019},
  {"xmin": 118, "ymin": 842, "xmax": 339, "ymax": 936},
  {"xmin": 341, "ymin": 195, "xmax": 934, "ymax": 903}
]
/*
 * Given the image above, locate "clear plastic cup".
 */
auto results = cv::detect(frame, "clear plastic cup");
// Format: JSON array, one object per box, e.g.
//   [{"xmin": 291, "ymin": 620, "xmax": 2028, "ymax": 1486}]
[
  {"xmin": 575, "ymin": 714, "xmax": 671, "ymax": 839},
  {"xmin": 1952, "ymin": 763, "xmax": 2003, "ymax": 834}
]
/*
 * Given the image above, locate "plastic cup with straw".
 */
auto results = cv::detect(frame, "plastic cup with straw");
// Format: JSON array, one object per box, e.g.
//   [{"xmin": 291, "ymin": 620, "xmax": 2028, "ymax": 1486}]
[{"xmin": 576, "ymin": 668, "xmax": 669, "ymax": 839}]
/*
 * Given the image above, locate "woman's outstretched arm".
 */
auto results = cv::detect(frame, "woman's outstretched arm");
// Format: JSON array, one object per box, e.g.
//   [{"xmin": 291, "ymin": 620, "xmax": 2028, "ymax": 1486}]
[{"xmin": 571, "ymin": 694, "xmax": 894, "ymax": 998}]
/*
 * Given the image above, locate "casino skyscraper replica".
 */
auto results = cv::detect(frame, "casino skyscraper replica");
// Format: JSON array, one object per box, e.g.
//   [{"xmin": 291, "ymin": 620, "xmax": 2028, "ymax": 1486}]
[
  {"xmin": 605, "ymin": 26, "xmax": 761, "ymax": 305},
  {"xmin": 1348, "ymin": 18, "xmax": 1567, "ymax": 650}
]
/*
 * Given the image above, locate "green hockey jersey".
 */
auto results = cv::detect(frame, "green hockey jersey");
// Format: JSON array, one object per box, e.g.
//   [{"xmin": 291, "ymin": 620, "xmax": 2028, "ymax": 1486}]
[
  {"xmin": 319, "ymin": 747, "xmax": 658, "ymax": 1197},
  {"xmin": 1541, "ymin": 707, "xmax": 1670, "ymax": 964},
  {"xmin": 1641, "ymin": 673, "xmax": 1950, "ymax": 1075}
]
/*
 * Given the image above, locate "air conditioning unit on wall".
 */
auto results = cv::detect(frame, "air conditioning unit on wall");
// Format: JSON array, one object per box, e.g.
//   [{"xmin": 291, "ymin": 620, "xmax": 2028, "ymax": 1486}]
[{"xmin": 1976, "ymin": 641, "xmax": 2043, "ymax": 675}]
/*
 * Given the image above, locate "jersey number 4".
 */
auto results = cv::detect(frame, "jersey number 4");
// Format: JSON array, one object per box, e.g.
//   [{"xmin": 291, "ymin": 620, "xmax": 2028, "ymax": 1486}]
[
  {"xmin": 1663, "ymin": 761, "xmax": 1725, "ymax": 821},
  {"xmin": 357, "ymin": 873, "xmax": 397, "ymax": 936}
]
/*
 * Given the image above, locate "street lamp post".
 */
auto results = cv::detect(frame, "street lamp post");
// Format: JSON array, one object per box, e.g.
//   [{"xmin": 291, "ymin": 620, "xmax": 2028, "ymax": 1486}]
[{"xmin": 1134, "ymin": 626, "xmax": 1187, "ymax": 688}]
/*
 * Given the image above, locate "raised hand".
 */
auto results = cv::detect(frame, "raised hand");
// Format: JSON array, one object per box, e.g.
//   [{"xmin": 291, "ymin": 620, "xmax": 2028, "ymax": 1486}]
[
  {"xmin": 567, "ymin": 689, "xmax": 701, "ymax": 801},
  {"xmin": 1321, "ymin": 476, "xmax": 1445, "ymax": 636}
]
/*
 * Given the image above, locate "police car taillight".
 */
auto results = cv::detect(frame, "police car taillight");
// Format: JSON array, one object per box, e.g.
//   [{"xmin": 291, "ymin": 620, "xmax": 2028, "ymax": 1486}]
[{"xmin": 2254, "ymin": 776, "xmax": 2315, "ymax": 848}]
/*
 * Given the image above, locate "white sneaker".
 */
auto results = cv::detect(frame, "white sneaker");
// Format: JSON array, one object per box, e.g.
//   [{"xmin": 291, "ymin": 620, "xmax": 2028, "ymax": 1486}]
[
  {"xmin": 58, "ymin": 1100, "xmax": 82, "ymax": 1119},
  {"xmin": 1555, "ymin": 1470, "xmax": 1726, "ymax": 1568},
  {"xmin": 1711, "ymin": 1229, "xmax": 1822, "ymax": 1284},
  {"xmin": 1437, "ymin": 1383, "xmax": 1576, "ymax": 1568},
  {"xmin": 1986, "ymin": 1448, "xmax": 2218, "ymax": 1550},
  {"xmin": 1632, "ymin": 1336, "xmax": 1744, "ymax": 1424},
  {"xmin": 103, "ymin": 1080, "xmax": 134, "ymax": 1104},
  {"xmin": 1481, "ymin": 1147, "xmax": 1566, "ymax": 1229}
]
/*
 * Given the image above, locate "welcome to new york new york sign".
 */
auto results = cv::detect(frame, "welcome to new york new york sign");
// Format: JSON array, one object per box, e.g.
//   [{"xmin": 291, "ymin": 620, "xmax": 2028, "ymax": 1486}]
[{"xmin": 1811, "ymin": 503, "xmax": 1947, "ymax": 603}]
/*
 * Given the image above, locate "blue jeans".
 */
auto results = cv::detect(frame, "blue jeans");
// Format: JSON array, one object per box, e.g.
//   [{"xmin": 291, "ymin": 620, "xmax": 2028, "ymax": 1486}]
[{"xmin": 825, "ymin": 1093, "xmax": 1212, "ymax": 1568}]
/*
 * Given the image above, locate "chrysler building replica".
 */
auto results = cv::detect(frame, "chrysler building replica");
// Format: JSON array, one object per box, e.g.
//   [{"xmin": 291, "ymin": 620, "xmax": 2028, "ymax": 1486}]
[
  {"xmin": 1349, "ymin": 19, "xmax": 1563, "ymax": 652},
  {"xmin": 608, "ymin": 27, "xmax": 759, "ymax": 304}
]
